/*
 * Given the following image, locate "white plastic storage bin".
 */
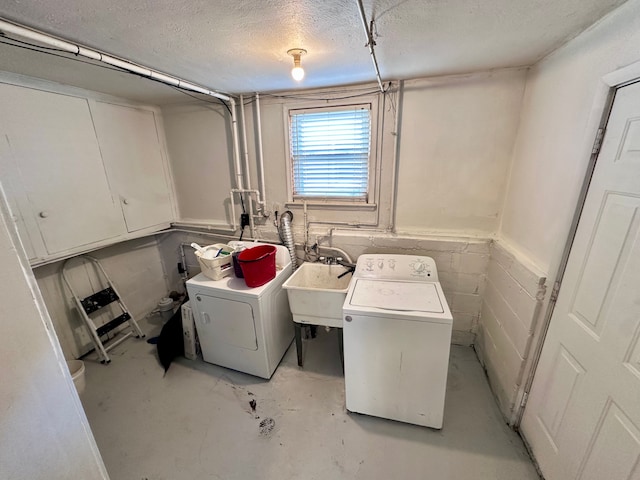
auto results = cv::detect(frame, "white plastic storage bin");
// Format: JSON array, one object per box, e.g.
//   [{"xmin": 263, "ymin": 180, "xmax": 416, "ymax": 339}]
[
  {"xmin": 66, "ymin": 360, "xmax": 86, "ymax": 395},
  {"xmin": 194, "ymin": 243, "xmax": 235, "ymax": 280}
]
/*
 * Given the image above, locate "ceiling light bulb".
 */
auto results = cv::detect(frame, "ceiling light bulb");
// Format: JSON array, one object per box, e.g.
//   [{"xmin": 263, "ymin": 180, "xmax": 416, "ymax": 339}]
[
  {"xmin": 291, "ymin": 65, "xmax": 305, "ymax": 81},
  {"xmin": 287, "ymin": 48, "xmax": 307, "ymax": 82}
]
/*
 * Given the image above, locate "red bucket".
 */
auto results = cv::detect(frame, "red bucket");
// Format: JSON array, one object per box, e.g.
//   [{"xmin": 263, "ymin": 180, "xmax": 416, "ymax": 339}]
[{"xmin": 237, "ymin": 245, "xmax": 277, "ymax": 287}]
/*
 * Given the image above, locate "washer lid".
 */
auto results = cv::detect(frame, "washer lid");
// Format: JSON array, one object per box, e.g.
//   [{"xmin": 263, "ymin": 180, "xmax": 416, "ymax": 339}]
[{"xmin": 349, "ymin": 279, "xmax": 444, "ymax": 313}]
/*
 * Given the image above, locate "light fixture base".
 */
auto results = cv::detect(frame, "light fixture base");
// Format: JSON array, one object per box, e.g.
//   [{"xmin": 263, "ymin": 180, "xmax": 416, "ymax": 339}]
[{"xmin": 287, "ymin": 48, "xmax": 307, "ymax": 57}]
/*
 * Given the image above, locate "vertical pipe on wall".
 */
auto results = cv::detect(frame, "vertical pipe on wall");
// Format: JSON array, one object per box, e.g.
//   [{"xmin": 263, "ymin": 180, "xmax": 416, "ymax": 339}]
[
  {"xmin": 239, "ymin": 95, "xmax": 252, "ymax": 192},
  {"xmin": 229, "ymin": 98, "xmax": 244, "ymax": 232},
  {"xmin": 255, "ymin": 93, "xmax": 268, "ymax": 215},
  {"xmin": 388, "ymin": 81, "xmax": 403, "ymax": 232},
  {"xmin": 229, "ymin": 98, "xmax": 244, "ymax": 191},
  {"xmin": 239, "ymin": 95, "xmax": 256, "ymax": 238},
  {"xmin": 303, "ymin": 200, "xmax": 309, "ymax": 251}
]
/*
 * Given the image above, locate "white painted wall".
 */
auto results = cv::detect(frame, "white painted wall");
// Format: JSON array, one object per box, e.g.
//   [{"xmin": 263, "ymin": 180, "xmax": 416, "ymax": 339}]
[
  {"xmin": 162, "ymin": 103, "xmax": 235, "ymax": 226},
  {"xmin": 395, "ymin": 70, "xmax": 527, "ymax": 235},
  {"xmin": 0, "ymin": 190, "xmax": 109, "ymax": 480},
  {"xmin": 499, "ymin": 0, "xmax": 640, "ymax": 274},
  {"xmin": 163, "ymin": 70, "xmax": 527, "ymax": 239},
  {"xmin": 163, "ymin": 86, "xmax": 398, "ymax": 235}
]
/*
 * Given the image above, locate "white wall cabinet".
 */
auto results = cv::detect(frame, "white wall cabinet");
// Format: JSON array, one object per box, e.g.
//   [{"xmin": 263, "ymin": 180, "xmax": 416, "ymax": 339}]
[
  {"xmin": 0, "ymin": 81, "xmax": 175, "ymax": 264},
  {"xmin": 91, "ymin": 102, "xmax": 173, "ymax": 232},
  {"xmin": 0, "ymin": 84, "xmax": 126, "ymax": 257}
]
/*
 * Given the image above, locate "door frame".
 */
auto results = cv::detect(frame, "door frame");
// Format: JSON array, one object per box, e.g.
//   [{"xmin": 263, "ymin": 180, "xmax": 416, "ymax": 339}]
[{"xmin": 514, "ymin": 59, "xmax": 640, "ymax": 428}]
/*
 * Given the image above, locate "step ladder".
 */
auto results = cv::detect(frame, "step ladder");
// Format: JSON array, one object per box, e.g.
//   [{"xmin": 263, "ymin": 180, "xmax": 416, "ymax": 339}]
[{"xmin": 62, "ymin": 255, "xmax": 145, "ymax": 364}]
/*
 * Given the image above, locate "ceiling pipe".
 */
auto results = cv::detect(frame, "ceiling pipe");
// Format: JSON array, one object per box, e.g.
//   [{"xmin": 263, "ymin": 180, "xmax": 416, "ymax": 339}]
[
  {"xmin": 0, "ymin": 18, "xmax": 231, "ymax": 102},
  {"xmin": 355, "ymin": 0, "xmax": 385, "ymax": 93}
]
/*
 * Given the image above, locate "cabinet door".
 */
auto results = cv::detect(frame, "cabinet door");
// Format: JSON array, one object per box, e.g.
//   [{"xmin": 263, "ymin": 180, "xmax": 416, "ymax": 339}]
[
  {"xmin": 0, "ymin": 135, "xmax": 39, "ymax": 260},
  {"xmin": 91, "ymin": 102, "xmax": 173, "ymax": 232},
  {"xmin": 0, "ymin": 84, "xmax": 125, "ymax": 255}
]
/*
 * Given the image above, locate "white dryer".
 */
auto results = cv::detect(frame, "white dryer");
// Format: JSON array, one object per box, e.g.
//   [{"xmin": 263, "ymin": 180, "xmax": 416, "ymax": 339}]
[
  {"xmin": 343, "ymin": 254, "xmax": 453, "ymax": 428},
  {"xmin": 186, "ymin": 242, "xmax": 294, "ymax": 379}
]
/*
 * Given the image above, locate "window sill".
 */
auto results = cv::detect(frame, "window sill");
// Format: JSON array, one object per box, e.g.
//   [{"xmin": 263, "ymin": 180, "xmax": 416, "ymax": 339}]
[{"xmin": 284, "ymin": 201, "xmax": 377, "ymax": 211}]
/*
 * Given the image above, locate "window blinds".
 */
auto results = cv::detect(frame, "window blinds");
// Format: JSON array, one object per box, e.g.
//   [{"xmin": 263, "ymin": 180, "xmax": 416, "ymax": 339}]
[{"xmin": 290, "ymin": 106, "xmax": 371, "ymax": 199}]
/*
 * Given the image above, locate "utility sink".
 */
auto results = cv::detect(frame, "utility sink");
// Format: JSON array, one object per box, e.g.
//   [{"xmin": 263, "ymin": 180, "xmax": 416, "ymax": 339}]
[{"xmin": 282, "ymin": 262, "xmax": 353, "ymax": 328}]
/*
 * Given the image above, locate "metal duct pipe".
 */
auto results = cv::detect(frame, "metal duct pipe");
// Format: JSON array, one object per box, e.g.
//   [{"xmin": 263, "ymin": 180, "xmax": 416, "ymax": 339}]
[
  {"xmin": 355, "ymin": 0, "xmax": 384, "ymax": 93},
  {"xmin": 279, "ymin": 211, "xmax": 297, "ymax": 272},
  {"xmin": 0, "ymin": 19, "xmax": 231, "ymax": 102}
]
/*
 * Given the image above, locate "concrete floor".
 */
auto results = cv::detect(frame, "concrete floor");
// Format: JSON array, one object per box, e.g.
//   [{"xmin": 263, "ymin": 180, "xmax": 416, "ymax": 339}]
[{"xmin": 80, "ymin": 318, "xmax": 540, "ymax": 480}]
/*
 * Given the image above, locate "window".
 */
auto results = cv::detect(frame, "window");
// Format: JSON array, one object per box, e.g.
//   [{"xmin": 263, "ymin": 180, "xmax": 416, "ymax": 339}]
[{"xmin": 289, "ymin": 104, "xmax": 371, "ymax": 201}]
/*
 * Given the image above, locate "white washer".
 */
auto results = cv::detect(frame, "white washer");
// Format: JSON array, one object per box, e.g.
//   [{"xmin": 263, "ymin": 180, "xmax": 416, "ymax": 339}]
[
  {"xmin": 343, "ymin": 254, "xmax": 453, "ymax": 428},
  {"xmin": 186, "ymin": 242, "xmax": 294, "ymax": 379}
]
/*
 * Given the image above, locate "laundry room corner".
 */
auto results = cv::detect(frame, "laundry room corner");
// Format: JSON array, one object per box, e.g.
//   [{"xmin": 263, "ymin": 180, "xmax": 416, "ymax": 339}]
[{"xmin": 33, "ymin": 236, "xmax": 172, "ymax": 359}]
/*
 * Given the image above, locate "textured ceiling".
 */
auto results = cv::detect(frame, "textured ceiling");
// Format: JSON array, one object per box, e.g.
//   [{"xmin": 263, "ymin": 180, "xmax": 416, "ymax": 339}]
[{"xmin": 0, "ymin": 0, "xmax": 629, "ymax": 103}]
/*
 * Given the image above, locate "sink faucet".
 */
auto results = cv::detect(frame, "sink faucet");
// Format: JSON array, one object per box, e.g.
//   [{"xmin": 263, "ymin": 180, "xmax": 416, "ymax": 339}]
[
  {"xmin": 317, "ymin": 256, "xmax": 355, "ymax": 278},
  {"xmin": 318, "ymin": 256, "xmax": 340, "ymax": 265}
]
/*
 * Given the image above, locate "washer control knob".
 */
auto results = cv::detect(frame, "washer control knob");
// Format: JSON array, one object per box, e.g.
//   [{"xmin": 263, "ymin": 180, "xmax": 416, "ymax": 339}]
[
  {"xmin": 412, "ymin": 260, "xmax": 427, "ymax": 274},
  {"xmin": 345, "ymin": 316, "xmax": 352, "ymax": 322}
]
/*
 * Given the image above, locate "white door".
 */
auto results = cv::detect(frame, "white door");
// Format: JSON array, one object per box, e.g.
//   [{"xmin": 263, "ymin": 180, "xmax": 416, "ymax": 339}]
[
  {"xmin": 91, "ymin": 102, "xmax": 173, "ymax": 232},
  {"xmin": 521, "ymin": 82, "xmax": 640, "ymax": 479}
]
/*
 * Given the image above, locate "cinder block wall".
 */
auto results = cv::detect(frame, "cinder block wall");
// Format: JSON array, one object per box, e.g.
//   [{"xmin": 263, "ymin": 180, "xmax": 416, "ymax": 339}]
[{"xmin": 475, "ymin": 240, "xmax": 546, "ymax": 421}]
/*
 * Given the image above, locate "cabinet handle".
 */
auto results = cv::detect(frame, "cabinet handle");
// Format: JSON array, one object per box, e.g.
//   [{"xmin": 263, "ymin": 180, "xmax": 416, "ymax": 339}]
[
  {"xmin": 39, "ymin": 211, "xmax": 49, "ymax": 218},
  {"xmin": 345, "ymin": 316, "xmax": 352, "ymax": 322},
  {"xmin": 122, "ymin": 199, "xmax": 130, "ymax": 205},
  {"xmin": 203, "ymin": 312, "xmax": 211, "ymax": 324}
]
